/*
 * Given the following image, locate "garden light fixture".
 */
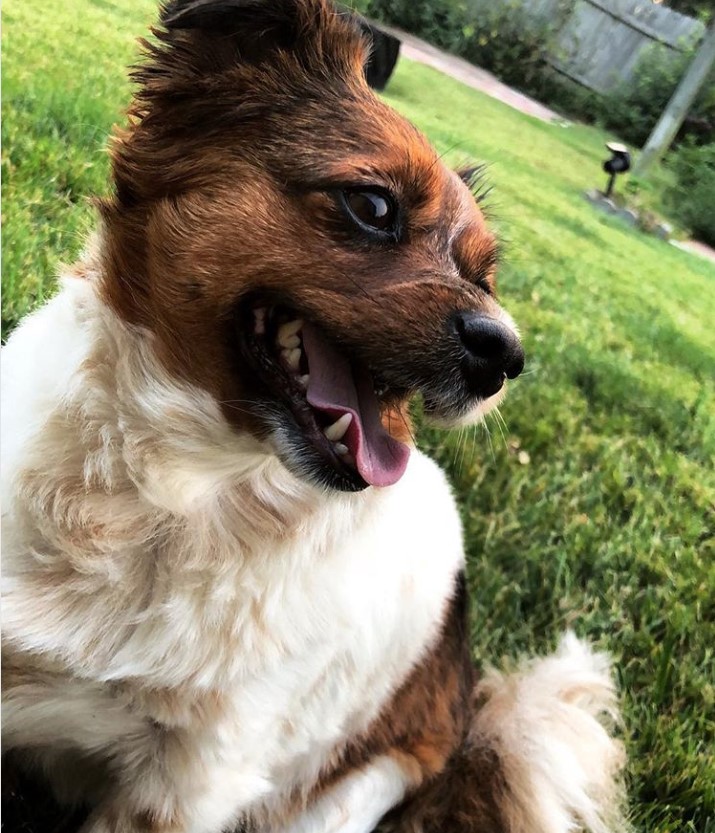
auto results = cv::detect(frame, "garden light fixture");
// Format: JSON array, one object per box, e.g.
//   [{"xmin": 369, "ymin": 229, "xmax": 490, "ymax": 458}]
[{"xmin": 603, "ymin": 142, "xmax": 631, "ymax": 198}]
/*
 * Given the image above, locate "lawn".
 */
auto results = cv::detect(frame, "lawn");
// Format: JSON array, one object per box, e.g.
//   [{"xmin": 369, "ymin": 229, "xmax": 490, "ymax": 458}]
[{"xmin": 2, "ymin": 1, "xmax": 715, "ymax": 831}]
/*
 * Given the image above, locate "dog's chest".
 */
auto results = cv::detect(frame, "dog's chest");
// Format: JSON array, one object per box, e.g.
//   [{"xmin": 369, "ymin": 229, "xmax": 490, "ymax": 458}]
[
  {"xmin": 143, "ymin": 453, "xmax": 465, "ymax": 812},
  {"xmin": 4, "ymin": 431, "xmax": 464, "ymax": 820}
]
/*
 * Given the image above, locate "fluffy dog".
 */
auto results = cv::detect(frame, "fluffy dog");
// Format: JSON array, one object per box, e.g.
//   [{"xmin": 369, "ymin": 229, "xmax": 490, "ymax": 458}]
[{"xmin": 1, "ymin": 1, "xmax": 627, "ymax": 831}]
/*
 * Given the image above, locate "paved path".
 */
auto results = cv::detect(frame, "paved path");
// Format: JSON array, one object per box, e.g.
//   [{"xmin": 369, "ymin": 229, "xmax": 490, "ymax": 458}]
[
  {"xmin": 379, "ymin": 23, "xmax": 561, "ymax": 123},
  {"xmin": 671, "ymin": 239, "xmax": 715, "ymax": 265},
  {"xmin": 383, "ymin": 25, "xmax": 715, "ymax": 265}
]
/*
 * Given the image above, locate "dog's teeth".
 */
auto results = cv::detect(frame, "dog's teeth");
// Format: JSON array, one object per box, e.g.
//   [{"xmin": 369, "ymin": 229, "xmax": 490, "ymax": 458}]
[
  {"xmin": 277, "ymin": 318, "xmax": 303, "ymax": 350},
  {"xmin": 297, "ymin": 374, "xmax": 310, "ymax": 389},
  {"xmin": 324, "ymin": 413, "xmax": 352, "ymax": 441},
  {"xmin": 254, "ymin": 308, "xmax": 267, "ymax": 335},
  {"xmin": 282, "ymin": 348, "xmax": 302, "ymax": 372},
  {"xmin": 334, "ymin": 442, "xmax": 349, "ymax": 456},
  {"xmin": 277, "ymin": 319, "xmax": 303, "ymax": 348}
]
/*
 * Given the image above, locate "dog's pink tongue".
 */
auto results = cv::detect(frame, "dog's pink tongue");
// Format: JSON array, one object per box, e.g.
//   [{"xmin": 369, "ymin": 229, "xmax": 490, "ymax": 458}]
[{"xmin": 302, "ymin": 324, "xmax": 410, "ymax": 488}]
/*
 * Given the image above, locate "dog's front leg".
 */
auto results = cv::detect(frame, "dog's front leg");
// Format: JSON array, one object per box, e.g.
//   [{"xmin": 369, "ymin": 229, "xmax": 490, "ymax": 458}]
[
  {"xmin": 269, "ymin": 754, "xmax": 417, "ymax": 833},
  {"xmin": 76, "ymin": 734, "xmax": 201, "ymax": 833},
  {"xmin": 77, "ymin": 754, "xmax": 241, "ymax": 833},
  {"xmin": 80, "ymin": 802, "xmax": 179, "ymax": 833},
  {"xmin": 74, "ymin": 717, "xmax": 251, "ymax": 833}
]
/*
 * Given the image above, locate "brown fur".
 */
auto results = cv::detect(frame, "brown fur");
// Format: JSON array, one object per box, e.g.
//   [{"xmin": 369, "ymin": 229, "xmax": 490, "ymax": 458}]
[{"xmin": 385, "ymin": 742, "xmax": 508, "ymax": 833}]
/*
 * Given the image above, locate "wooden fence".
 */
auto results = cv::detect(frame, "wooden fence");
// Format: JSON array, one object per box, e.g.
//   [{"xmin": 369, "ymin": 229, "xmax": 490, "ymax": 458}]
[{"xmin": 507, "ymin": 0, "xmax": 705, "ymax": 93}]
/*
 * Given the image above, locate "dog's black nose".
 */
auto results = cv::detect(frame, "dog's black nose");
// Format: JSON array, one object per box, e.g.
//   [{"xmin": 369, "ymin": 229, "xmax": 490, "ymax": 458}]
[{"xmin": 454, "ymin": 312, "xmax": 524, "ymax": 397}]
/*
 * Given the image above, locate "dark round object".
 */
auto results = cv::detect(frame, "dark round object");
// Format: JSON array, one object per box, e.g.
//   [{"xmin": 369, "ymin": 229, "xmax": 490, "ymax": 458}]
[
  {"xmin": 453, "ymin": 312, "xmax": 525, "ymax": 398},
  {"xmin": 604, "ymin": 157, "xmax": 628, "ymax": 174},
  {"xmin": 340, "ymin": 188, "xmax": 398, "ymax": 237},
  {"xmin": 603, "ymin": 149, "xmax": 631, "ymax": 175}
]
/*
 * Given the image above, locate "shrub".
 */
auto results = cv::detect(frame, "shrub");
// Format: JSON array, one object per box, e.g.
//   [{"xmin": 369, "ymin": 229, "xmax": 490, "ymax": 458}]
[
  {"xmin": 460, "ymin": 0, "xmax": 564, "ymax": 93},
  {"xmin": 666, "ymin": 141, "xmax": 715, "ymax": 245},
  {"xmin": 356, "ymin": 0, "xmax": 571, "ymax": 96},
  {"xmin": 356, "ymin": 0, "xmax": 470, "ymax": 53},
  {"xmin": 601, "ymin": 44, "xmax": 715, "ymax": 148}
]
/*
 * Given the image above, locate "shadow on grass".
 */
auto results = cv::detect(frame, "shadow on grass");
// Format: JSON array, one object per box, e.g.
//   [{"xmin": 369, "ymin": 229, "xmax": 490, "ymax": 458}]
[{"xmin": 567, "ymin": 347, "xmax": 712, "ymax": 460}]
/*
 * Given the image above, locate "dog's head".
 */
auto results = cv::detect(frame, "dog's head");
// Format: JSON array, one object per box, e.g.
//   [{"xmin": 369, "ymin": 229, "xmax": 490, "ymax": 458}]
[{"xmin": 100, "ymin": 0, "xmax": 524, "ymax": 492}]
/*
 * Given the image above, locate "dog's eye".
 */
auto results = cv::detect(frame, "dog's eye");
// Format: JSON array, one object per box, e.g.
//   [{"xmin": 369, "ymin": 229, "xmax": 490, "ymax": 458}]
[{"xmin": 340, "ymin": 189, "xmax": 398, "ymax": 237}]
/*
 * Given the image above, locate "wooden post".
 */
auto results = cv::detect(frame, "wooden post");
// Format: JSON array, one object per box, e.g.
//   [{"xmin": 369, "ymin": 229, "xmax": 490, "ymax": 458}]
[{"xmin": 633, "ymin": 20, "xmax": 715, "ymax": 178}]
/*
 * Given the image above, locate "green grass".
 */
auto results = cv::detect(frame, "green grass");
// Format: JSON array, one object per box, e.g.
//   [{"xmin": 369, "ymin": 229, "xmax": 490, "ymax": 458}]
[{"xmin": 3, "ymin": 2, "xmax": 715, "ymax": 831}]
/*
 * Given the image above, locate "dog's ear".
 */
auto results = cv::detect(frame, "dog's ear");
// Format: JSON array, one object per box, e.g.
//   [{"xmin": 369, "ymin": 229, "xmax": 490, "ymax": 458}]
[
  {"xmin": 161, "ymin": 0, "xmax": 305, "ymax": 52},
  {"xmin": 153, "ymin": 0, "xmax": 365, "ymax": 69},
  {"xmin": 456, "ymin": 163, "xmax": 492, "ymax": 206},
  {"xmin": 163, "ymin": 0, "xmax": 295, "ymax": 34},
  {"xmin": 110, "ymin": 0, "xmax": 368, "ymax": 205},
  {"xmin": 123, "ymin": 0, "xmax": 368, "ymax": 135},
  {"xmin": 130, "ymin": 0, "xmax": 367, "ymax": 103}
]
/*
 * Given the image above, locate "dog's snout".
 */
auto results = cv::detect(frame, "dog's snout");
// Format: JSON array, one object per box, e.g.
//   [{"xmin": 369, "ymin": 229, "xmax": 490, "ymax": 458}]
[{"xmin": 453, "ymin": 312, "xmax": 524, "ymax": 397}]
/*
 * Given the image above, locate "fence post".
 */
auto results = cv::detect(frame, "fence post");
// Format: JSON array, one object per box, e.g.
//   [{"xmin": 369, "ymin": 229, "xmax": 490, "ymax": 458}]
[{"xmin": 633, "ymin": 20, "xmax": 715, "ymax": 178}]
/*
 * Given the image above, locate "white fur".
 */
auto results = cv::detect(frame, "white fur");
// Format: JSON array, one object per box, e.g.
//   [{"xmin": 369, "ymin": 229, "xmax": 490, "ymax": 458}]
[
  {"xmin": 472, "ymin": 632, "xmax": 628, "ymax": 833},
  {"xmin": 1, "ymin": 271, "xmax": 464, "ymax": 831},
  {"xmin": 272, "ymin": 756, "xmax": 412, "ymax": 833}
]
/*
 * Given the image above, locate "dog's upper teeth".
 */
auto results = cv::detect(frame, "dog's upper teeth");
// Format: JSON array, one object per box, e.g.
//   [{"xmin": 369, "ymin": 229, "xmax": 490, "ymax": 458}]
[
  {"xmin": 324, "ymin": 413, "xmax": 352, "ymax": 441},
  {"xmin": 297, "ymin": 374, "xmax": 310, "ymax": 389},
  {"xmin": 282, "ymin": 348, "xmax": 302, "ymax": 372},
  {"xmin": 253, "ymin": 307, "xmax": 267, "ymax": 335},
  {"xmin": 277, "ymin": 320, "xmax": 303, "ymax": 348},
  {"xmin": 334, "ymin": 442, "xmax": 349, "ymax": 456}
]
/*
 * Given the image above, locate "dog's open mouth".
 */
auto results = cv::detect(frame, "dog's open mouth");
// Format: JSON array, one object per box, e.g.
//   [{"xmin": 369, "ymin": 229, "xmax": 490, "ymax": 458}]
[{"xmin": 239, "ymin": 303, "xmax": 410, "ymax": 491}]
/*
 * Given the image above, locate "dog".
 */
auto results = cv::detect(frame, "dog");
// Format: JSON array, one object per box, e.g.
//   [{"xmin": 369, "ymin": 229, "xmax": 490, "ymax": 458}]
[{"xmin": 1, "ymin": 1, "xmax": 627, "ymax": 831}]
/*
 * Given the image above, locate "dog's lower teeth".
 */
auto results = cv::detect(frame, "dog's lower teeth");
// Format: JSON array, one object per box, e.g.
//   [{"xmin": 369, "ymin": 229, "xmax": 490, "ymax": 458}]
[
  {"xmin": 324, "ymin": 413, "xmax": 352, "ymax": 441},
  {"xmin": 282, "ymin": 348, "xmax": 302, "ymax": 371},
  {"xmin": 334, "ymin": 442, "xmax": 349, "ymax": 456},
  {"xmin": 297, "ymin": 374, "xmax": 310, "ymax": 389}
]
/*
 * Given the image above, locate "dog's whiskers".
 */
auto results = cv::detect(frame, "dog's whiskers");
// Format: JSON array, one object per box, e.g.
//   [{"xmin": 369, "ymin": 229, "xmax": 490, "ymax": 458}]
[
  {"xmin": 456, "ymin": 426, "xmax": 469, "ymax": 478},
  {"xmin": 427, "ymin": 141, "xmax": 466, "ymax": 177},
  {"xmin": 481, "ymin": 417, "xmax": 496, "ymax": 464},
  {"xmin": 218, "ymin": 399, "xmax": 256, "ymax": 416},
  {"xmin": 398, "ymin": 403, "xmax": 418, "ymax": 447},
  {"xmin": 336, "ymin": 268, "xmax": 376, "ymax": 303},
  {"xmin": 490, "ymin": 407, "xmax": 509, "ymax": 451}
]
